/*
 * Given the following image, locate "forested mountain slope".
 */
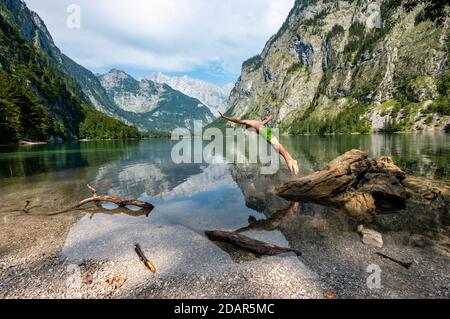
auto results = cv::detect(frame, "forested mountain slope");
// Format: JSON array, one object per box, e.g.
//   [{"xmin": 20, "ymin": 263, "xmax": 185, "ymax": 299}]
[{"xmin": 0, "ymin": 13, "xmax": 139, "ymax": 143}]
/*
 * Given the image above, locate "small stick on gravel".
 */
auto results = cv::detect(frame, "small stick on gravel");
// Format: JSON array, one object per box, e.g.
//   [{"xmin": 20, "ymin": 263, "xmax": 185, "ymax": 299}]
[
  {"xmin": 9, "ymin": 202, "xmax": 42, "ymax": 214},
  {"xmin": 22, "ymin": 201, "xmax": 30, "ymax": 214},
  {"xmin": 48, "ymin": 185, "xmax": 154, "ymax": 216},
  {"xmin": 376, "ymin": 252, "xmax": 413, "ymax": 269},
  {"xmin": 135, "ymin": 243, "xmax": 156, "ymax": 273}
]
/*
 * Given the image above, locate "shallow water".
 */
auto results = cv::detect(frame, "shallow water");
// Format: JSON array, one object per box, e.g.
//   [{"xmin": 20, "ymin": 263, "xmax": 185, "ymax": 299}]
[{"xmin": 0, "ymin": 133, "xmax": 449, "ymax": 281}]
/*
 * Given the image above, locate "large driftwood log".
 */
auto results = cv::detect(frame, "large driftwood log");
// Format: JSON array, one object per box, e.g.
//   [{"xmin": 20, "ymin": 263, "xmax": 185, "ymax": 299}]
[
  {"xmin": 205, "ymin": 230, "xmax": 301, "ymax": 256},
  {"xmin": 275, "ymin": 149, "xmax": 434, "ymax": 223}
]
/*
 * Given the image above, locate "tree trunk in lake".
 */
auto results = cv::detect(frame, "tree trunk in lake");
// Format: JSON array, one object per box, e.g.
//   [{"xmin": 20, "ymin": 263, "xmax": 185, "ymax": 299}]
[
  {"xmin": 205, "ymin": 230, "xmax": 301, "ymax": 256},
  {"xmin": 275, "ymin": 149, "xmax": 448, "ymax": 223}
]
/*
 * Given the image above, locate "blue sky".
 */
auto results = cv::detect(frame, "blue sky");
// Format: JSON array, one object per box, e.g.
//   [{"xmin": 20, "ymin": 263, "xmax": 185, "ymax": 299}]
[{"xmin": 25, "ymin": 0, "xmax": 295, "ymax": 87}]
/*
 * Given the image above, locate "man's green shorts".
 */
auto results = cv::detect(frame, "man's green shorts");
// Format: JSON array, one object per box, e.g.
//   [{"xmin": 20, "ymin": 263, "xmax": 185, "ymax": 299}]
[{"xmin": 261, "ymin": 126, "xmax": 273, "ymax": 143}]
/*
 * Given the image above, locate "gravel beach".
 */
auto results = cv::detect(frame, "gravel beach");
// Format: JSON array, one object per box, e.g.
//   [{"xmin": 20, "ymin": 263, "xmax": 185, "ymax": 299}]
[
  {"xmin": 1, "ymin": 205, "xmax": 448, "ymax": 299},
  {"xmin": 0, "ymin": 159, "xmax": 448, "ymax": 299}
]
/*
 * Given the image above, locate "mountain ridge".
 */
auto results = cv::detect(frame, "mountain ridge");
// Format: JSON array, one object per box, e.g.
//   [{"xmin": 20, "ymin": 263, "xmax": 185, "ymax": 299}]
[
  {"xmin": 145, "ymin": 72, "xmax": 233, "ymax": 115},
  {"xmin": 98, "ymin": 69, "xmax": 215, "ymax": 131}
]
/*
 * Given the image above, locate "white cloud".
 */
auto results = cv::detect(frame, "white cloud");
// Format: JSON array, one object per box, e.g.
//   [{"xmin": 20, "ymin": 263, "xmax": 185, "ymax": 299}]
[{"xmin": 24, "ymin": 0, "xmax": 295, "ymax": 79}]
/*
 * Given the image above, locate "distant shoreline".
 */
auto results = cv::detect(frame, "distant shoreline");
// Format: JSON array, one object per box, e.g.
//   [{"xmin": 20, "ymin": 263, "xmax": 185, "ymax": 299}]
[
  {"xmin": 1, "ymin": 130, "xmax": 447, "ymax": 148},
  {"xmin": 0, "ymin": 137, "xmax": 171, "ymax": 147},
  {"xmin": 19, "ymin": 140, "xmax": 48, "ymax": 146},
  {"xmin": 0, "ymin": 140, "xmax": 49, "ymax": 147}
]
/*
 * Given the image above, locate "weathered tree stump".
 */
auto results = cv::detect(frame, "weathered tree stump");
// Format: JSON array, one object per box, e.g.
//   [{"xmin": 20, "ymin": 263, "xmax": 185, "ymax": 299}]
[{"xmin": 275, "ymin": 149, "xmax": 447, "ymax": 223}]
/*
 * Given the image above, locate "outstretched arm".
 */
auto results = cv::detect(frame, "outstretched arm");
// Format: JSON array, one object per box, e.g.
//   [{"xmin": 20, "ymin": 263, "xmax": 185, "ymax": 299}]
[
  {"xmin": 262, "ymin": 115, "xmax": 273, "ymax": 126},
  {"xmin": 219, "ymin": 112, "xmax": 247, "ymax": 125}
]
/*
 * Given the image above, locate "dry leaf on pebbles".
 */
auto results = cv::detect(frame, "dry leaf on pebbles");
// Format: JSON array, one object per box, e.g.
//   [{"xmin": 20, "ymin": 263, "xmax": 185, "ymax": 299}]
[
  {"xmin": 81, "ymin": 273, "xmax": 93, "ymax": 285},
  {"xmin": 325, "ymin": 290, "xmax": 336, "ymax": 299},
  {"xmin": 106, "ymin": 275, "xmax": 126, "ymax": 289}
]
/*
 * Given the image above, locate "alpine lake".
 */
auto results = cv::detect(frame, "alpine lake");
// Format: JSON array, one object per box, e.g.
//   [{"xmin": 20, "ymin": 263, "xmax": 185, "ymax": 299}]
[{"xmin": 0, "ymin": 132, "xmax": 448, "ymax": 298}]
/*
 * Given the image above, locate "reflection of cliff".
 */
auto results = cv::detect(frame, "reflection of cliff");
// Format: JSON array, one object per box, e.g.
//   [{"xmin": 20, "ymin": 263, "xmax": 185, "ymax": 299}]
[
  {"xmin": 229, "ymin": 164, "xmax": 291, "ymax": 214},
  {"xmin": 229, "ymin": 157, "xmax": 449, "ymax": 256},
  {"xmin": 95, "ymin": 163, "xmax": 238, "ymax": 201},
  {"xmin": 92, "ymin": 159, "xmax": 204, "ymax": 199},
  {"xmin": 94, "ymin": 162, "xmax": 171, "ymax": 198},
  {"xmin": 281, "ymin": 133, "xmax": 450, "ymax": 180},
  {"xmin": 157, "ymin": 165, "xmax": 236, "ymax": 201}
]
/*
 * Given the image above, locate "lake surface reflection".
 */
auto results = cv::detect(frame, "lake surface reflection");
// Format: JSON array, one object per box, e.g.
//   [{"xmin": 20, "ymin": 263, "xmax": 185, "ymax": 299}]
[{"xmin": 0, "ymin": 132, "xmax": 448, "ymax": 280}]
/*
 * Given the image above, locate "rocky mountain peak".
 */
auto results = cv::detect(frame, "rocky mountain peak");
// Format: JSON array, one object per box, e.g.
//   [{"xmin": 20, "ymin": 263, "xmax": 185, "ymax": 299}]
[
  {"xmin": 97, "ymin": 69, "xmax": 215, "ymax": 130},
  {"xmin": 99, "ymin": 69, "xmax": 139, "ymax": 90},
  {"xmin": 144, "ymin": 72, "xmax": 234, "ymax": 115}
]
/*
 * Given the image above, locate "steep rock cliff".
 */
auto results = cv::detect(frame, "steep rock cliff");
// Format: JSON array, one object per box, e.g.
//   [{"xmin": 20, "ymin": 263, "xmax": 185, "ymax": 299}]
[{"xmin": 224, "ymin": 0, "xmax": 449, "ymax": 134}]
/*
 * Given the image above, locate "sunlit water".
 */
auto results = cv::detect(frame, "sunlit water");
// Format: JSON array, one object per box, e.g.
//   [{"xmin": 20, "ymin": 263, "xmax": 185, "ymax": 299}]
[{"xmin": 0, "ymin": 133, "xmax": 448, "ymax": 278}]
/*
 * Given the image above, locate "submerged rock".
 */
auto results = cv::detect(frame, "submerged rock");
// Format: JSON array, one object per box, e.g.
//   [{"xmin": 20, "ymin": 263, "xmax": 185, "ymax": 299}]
[{"xmin": 357, "ymin": 225, "xmax": 383, "ymax": 249}]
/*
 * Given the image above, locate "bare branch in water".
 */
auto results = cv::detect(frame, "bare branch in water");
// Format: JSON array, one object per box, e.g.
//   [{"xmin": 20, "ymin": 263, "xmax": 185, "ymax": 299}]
[{"xmin": 15, "ymin": 185, "xmax": 154, "ymax": 217}]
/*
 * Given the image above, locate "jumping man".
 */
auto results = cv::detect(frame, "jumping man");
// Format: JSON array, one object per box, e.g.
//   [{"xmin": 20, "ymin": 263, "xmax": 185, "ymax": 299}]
[{"xmin": 219, "ymin": 112, "xmax": 299, "ymax": 175}]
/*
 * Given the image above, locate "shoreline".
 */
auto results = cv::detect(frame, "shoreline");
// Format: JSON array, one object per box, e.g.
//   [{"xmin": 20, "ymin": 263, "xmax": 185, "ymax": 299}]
[
  {"xmin": 1, "ymin": 130, "xmax": 448, "ymax": 147},
  {"xmin": 1, "ymin": 197, "xmax": 448, "ymax": 299},
  {"xmin": 0, "ymin": 137, "xmax": 168, "ymax": 147}
]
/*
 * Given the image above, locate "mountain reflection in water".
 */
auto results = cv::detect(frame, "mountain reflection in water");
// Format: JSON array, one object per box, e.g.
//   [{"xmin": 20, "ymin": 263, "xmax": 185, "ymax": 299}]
[{"xmin": 0, "ymin": 133, "xmax": 448, "ymax": 283}]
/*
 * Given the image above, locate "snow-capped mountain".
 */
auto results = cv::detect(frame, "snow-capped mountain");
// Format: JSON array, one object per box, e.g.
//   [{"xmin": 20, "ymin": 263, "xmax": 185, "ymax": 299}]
[
  {"xmin": 144, "ymin": 72, "xmax": 233, "ymax": 115},
  {"xmin": 98, "ymin": 70, "xmax": 215, "ymax": 131}
]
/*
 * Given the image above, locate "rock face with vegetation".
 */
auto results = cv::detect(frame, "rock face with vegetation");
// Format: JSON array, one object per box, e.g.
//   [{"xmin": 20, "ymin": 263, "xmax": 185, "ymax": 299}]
[
  {"xmin": 99, "ymin": 70, "xmax": 215, "ymax": 132},
  {"xmin": 220, "ymin": 0, "xmax": 449, "ymax": 134}
]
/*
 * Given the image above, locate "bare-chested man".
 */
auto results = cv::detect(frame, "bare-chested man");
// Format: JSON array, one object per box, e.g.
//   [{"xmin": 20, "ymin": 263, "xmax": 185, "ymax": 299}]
[{"xmin": 219, "ymin": 112, "xmax": 299, "ymax": 175}]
